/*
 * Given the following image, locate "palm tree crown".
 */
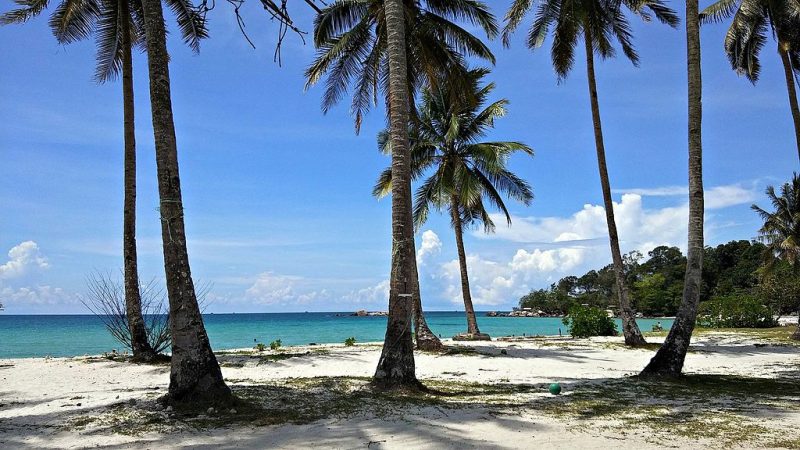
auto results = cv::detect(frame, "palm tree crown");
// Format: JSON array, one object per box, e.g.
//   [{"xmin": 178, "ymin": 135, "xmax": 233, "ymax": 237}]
[
  {"xmin": 700, "ymin": 0, "xmax": 800, "ymax": 82},
  {"xmin": 1, "ymin": 0, "xmax": 207, "ymax": 82},
  {"xmin": 753, "ymin": 173, "xmax": 800, "ymax": 269},
  {"xmin": 305, "ymin": 0, "xmax": 498, "ymax": 132},
  {"xmin": 501, "ymin": 0, "xmax": 679, "ymax": 78},
  {"xmin": 373, "ymin": 68, "xmax": 534, "ymax": 231}
]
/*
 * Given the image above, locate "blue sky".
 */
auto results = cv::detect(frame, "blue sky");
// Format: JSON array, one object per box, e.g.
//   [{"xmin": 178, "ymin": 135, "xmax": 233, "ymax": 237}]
[{"xmin": 0, "ymin": 0, "xmax": 795, "ymax": 314}]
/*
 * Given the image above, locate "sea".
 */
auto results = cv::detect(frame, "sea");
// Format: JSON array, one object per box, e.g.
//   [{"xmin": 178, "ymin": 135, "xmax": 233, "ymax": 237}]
[{"xmin": 0, "ymin": 312, "xmax": 674, "ymax": 359}]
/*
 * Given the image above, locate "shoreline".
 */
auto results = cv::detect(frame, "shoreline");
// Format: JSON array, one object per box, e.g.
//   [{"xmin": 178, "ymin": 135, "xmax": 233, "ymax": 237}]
[{"xmin": 1, "ymin": 329, "xmax": 798, "ymax": 449}]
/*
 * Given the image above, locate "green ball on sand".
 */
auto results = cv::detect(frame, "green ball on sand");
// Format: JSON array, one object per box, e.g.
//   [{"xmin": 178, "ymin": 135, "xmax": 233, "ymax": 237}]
[{"xmin": 549, "ymin": 383, "xmax": 562, "ymax": 395}]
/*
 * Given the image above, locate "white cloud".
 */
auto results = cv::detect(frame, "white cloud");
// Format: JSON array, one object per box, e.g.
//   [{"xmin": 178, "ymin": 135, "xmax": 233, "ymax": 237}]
[
  {"xmin": 430, "ymin": 183, "xmax": 758, "ymax": 308},
  {"xmin": 342, "ymin": 279, "xmax": 389, "ymax": 306},
  {"xmin": 0, "ymin": 241, "xmax": 49, "ymax": 279},
  {"xmin": 705, "ymin": 185, "xmax": 758, "ymax": 209},
  {"xmin": 0, "ymin": 285, "xmax": 75, "ymax": 306},
  {"xmin": 244, "ymin": 272, "xmax": 296, "ymax": 304},
  {"xmin": 417, "ymin": 230, "xmax": 442, "ymax": 264},
  {"xmin": 613, "ymin": 186, "xmax": 687, "ymax": 196},
  {"xmin": 615, "ymin": 183, "xmax": 758, "ymax": 210}
]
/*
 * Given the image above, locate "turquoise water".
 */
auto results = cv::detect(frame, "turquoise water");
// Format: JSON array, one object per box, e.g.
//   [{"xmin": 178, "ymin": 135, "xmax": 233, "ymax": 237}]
[{"xmin": 0, "ymin": 313, "xmax": 674, "ymax": 358}]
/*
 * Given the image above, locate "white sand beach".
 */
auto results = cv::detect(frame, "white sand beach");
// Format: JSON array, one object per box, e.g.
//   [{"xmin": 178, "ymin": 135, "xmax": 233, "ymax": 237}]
[{"xmin": 1, "ymin": 331, "xmax": 799, "ymax": 449}]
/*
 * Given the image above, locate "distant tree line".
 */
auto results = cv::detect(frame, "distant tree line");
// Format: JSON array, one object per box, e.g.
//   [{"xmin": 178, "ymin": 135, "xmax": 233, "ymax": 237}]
[{"xmin": 519, "ymin": 240, "xmax": 800, "ymax": 318}]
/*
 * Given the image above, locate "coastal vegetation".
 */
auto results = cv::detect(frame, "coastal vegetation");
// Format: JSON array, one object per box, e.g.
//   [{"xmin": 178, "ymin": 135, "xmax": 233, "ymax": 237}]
[{"xmin": 519, "ymin": 239, "xmax": 800, "ymax": 319}]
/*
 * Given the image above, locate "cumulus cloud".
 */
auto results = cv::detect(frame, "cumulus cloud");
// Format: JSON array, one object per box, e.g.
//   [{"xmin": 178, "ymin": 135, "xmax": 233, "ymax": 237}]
[
  {"xmin": 480, "ymin": 193, "xmax": 685, "ymax": 251},
  {"xmin": 342, "ymin": 279, "xmax": 389, "ymax": 306},
  {"xmin": 1, "ymin": 285, "xmax": 75, "ymax": 306},
  {"xmin": 244, "ymin": 272, "xmax": 327, "ymax": 306},
  {"xmin": 0, "ymin": 241, "xmax": 49, "ymax": 279},
  {"xmin": 430, "ymin": 183, "xmax": 758, "ymax": 308},
  {"xmin": 417, "ymin": 230, "xmax": 442, "ymax": 264}
]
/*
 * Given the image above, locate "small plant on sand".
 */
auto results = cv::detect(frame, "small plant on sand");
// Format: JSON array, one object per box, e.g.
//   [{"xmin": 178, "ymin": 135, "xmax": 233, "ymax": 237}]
[
  {"xmin": 562, "ymin": 306, "xmax": 617, "ymax": 338},
  {"xmin": 254, "ymin": 342, "xmax": 267, "ymax": 352},
  {"xmin": 344, "ymin": 337, "xmax": 356, "ymax": 346},
  {"xmin": 269, "ymin": 339, "xmax": 282, "ymax": 351}
]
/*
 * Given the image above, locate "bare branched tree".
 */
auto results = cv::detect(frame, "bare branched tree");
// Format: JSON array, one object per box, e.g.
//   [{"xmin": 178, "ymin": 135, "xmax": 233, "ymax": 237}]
[{"xmin": 80, "ymin": 271, "xmax": 211, "ymax": 356}]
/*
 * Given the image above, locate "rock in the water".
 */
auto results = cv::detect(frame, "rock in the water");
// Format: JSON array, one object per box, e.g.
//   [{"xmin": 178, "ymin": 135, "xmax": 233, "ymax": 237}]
[
  {"xmin": 230, "ymin": 409, "xmax": 237, "ymax": 414},
  {"xmin": 207, "ymin": 407, "xmax": 216, "ymax": 415}
]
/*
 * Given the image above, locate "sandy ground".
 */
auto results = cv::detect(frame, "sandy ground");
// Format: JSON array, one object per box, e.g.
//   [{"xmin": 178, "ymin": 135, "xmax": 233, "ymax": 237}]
[{"xmin": 1, "ymin": 331, "xmax": 799, "ymax": 449}]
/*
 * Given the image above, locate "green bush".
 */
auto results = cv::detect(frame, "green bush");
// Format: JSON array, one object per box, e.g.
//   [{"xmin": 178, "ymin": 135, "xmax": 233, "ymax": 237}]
[
  {"xmin": 562, "ymin": 306, "xmax": 617, "ymax": 338},
  {"xmin": 269, "ymin": 339, "xmax": 282, "ymax": 350},
  {"xmin": 254, "ymin": 342, "xmax": 267, "ymax": 352},
  {"xmin": 344, "ymin": 336, "xmax": 356, "ymax": 346},
  {"xmin": 697, "ymin": 295, "xmax": 778, "ymax": 328}
]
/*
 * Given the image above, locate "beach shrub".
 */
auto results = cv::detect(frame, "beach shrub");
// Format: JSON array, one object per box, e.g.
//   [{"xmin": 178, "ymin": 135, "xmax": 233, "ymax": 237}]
[
  {"xmin": 254, "ymin": 342, "xmax": 267, "ymax": 352},
  {"xmin": 344, "ymin": 337, "xmax": 356, "ymax": 346},
  {"xmin": 270, "ymin": 339, "xmax": 282, "ymax": 350},
  {"xmin": 697, "ymin": 295, "xmax": 778, "ymax": 328},
  {"xmin": 562, "ymin": 306, "xmax": 617, "ymax": 338}
]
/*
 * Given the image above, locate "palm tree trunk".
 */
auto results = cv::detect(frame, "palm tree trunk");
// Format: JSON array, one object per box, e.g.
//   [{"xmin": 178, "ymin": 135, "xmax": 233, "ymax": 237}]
[
  {"xmin": 140, "ymin": 0, "xmax": 230, "ymax": 403},
  {"xmin": 372, "ymin": 0, "xmax": 419, "ymax": 390},
  {"xmin": 450, "ymin": 197, "xmax": 488, "ymax": 339},
  {"xmin": 641, "ymin": 0, "xmax": 704, "ymax": 376},
  {"xmin": 411, "ymin": 258, "xmax": 444, "ymax": 351},
  {"xmin": 583, "ymin": 28, "xmax": 646, "ymax": 346},
  {"xmin": 778, "ymin": 42, "xmax": 800, "ymax": 163},
  {"xmin": 120, "ymin": 0, "xmax": 156, "ymax": 362}
]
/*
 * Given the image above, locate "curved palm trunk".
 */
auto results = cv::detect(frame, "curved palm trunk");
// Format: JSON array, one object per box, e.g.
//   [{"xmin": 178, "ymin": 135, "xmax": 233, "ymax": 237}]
[
  {"xmin": 411, "ymin": 259, "xmax": 444, "ymax": 351},
  {"xmin": 583, "ymin": 29, "xmax": 646, "ymax": 346},
  {"xmin": 641, "ymin": 0, "xmax": 704, "ymax": 376},
  {"xmin": 372, "ymin": 0, "xmax": 419, "ymax": 390},
  {"xmin": 140, "ymin": 0, "xmax": 231, "ymax": 403},
  {"xmin": 120, "ymin": 0, "xmax": 156, "ymax": 362},
  {"xmin": 778, "ymin": 42, "xmax": 800, "ymax": 163},
  {"xmin": 450, "ymin": 198, "xmax": 488, "ymax": 340}
]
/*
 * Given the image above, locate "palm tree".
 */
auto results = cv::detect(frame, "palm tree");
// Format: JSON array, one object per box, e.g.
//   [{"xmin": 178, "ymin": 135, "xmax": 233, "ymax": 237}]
[
  {"xmin": 374, "ymin": 69, "xmax": 533, "ymax": 341},
  {"xmin": 306, "ymin": 0, "xmax": 498, "ymax": 132},
  {"xmin": 641, "ymin": 0, "xmax": 705, "ymax": 376},
  {"xmin": 502, "ymin": 0, "xmax": 678, "ymax": 346},
  {"xmin": 136, "ymin": 0, "xmax": 231, "ymax": 403},
  {"xmin": 1, "ymin": 0, "xmax": 205, "ymax": 362},
  {"xmin": 752, "ymin": 174, "xmax": 800, "ymax": 339},
  {"xmin": 371, "ymin": 0, "xmax": 421, "ymax": 390},
  {"xmin": 307, "ymin": 0, "xmax": 497, "ymax": 352},
  {"xmin": 700, "ymin": 0, "xmax": 800, "ymax": 162}
]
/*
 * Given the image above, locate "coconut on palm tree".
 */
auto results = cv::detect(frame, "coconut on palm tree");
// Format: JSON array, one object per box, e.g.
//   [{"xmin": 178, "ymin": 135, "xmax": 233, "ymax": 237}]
[
  {"xmin": 374, "ymin": 68, "xmax": 533, "ymax": 341},
  {"xmin": 752, "ymin": 174, "xmax": 800, "ymax": 339},
  {"xmin": 1, "ymin": 0, "xmax": 206, "ymax": 362},
  {"xmin": 701, "ymin": 0, "xmax": 800, "ymax": 162},
  {"xmin": 501, "ymin": 0, "xmax": 678, "ymax": 346},
  {"xmin": 307, "ymin": 0, "xmax": 498, "ymax": 352}
]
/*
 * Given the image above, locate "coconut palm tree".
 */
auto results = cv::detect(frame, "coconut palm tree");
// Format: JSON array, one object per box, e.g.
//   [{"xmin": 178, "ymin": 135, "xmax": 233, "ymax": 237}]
[
  {"xmin": 641, "ymin": 0, "xmax": 705, "ymax": 376},
  {"xmin": 137, "ymin": 0, "xmax": 230, "ymax": 403},
  {"xmin": 307, "ymin": 0, "xmax": 497, "ymax": 352},
  {"xmin": 700, "ymin": 0, "xmax": 800, "ymax": 162},
  {"xmin": 374, "ymin": 69, "xmax": 533, "ymax": 341},
  {"xmin": 501, "ymin": 0, "xmax": 678, "ymax": 346},
  {"xmin": 1, "ymin": 0, "xmax": 205, "ymax": 362},
  {"xmin": 752, "ymin": 174, "xmax": 800, "ymax": 338},
  {"xmin": 370, "ymin": 0, "xmax": 421, "ymax": 390},
  {"xmin": 306, "ymin": 0, "xmax": 498, "ymax": 132}
]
